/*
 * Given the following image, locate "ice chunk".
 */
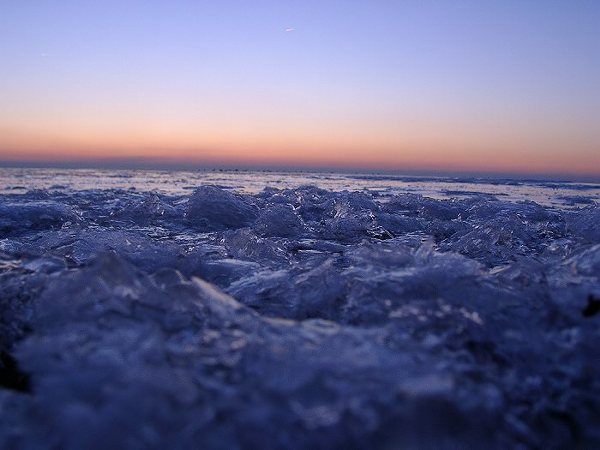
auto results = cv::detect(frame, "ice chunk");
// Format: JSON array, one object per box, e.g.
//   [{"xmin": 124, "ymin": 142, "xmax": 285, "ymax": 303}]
[
  {"xmin": 186, "ymin": 185, "xmax": 257, "ymax": 230},
  {"xmin": 68, "ymin": 230, "xmax": 184, "ymax": 273},
  {"xmin": 442, "ymin": 211, "xmax": 553, "ymax": 265},
  {"xmin": 222, "ymin": 228, "xmax": 290, "ymax": 266},
  {"xmin": 564, "ymin": 244, "xmax": 600, "ymax": 277},
  {"xmin": 188, "ymin": 258, "xmax": 262, "ymax": 287},
  {"xmin": 109, "ymin": 193, "xmax": 181, "ymax": 224},
  {"xmin": 255, "ymin": 204, "xmax": 304, "ymax": 237},
  {"xmin": 0, "ymin": 201, "xmax": 80, "ymax": 236},
  {"xmin": 228, "ymin": 259, "xmax": 346, "ymax": 320},
  {"xmin": 565, "ymin": 206, "xmax": 600, "ymax": 242}
]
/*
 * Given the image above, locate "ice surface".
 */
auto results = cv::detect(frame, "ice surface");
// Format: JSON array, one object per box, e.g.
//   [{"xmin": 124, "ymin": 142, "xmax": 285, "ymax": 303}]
[
  {"xmin": 186, "ymin": 185, "xmax": 258, "ymax": 230},
  {"xmin": 0, "ymin": 201, "xmax": 80, "ymax": 235},
  {"xmin": 0, "ymin": 179, "xmax": 599, "ymax": 449}
]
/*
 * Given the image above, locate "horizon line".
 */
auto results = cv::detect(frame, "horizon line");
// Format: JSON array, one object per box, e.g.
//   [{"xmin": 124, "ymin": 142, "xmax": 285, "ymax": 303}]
[{"xmin": 1, "ymin": 158, "xmax": 599, "ymax": 183}]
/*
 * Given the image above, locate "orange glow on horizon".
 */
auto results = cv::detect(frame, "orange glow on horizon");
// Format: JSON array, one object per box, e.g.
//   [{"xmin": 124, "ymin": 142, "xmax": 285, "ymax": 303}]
[
  {"xmin": 1, "ymin": 124, "xmax": 598, "ymax": 177},
  {"xmin": 1, "ymin": 104, "xmax": 598, "ymax": 177}
]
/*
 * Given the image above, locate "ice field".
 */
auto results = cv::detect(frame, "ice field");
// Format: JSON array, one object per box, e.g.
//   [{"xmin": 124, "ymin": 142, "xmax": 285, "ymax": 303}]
[{"xmin": 0, "ymin": 168, "xmax": 599, "ymax": 448}]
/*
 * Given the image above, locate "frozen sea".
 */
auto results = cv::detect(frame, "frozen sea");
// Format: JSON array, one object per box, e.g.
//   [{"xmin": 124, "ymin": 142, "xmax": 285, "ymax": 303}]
[{"xmin": 0, "ymin": 167, "xmax": 599, "ymax": 449}]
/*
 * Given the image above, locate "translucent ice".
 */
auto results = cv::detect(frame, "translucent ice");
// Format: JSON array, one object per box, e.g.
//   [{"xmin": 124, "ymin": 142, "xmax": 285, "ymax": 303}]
[
  {"xmin": 0, "ymin": 201, "xmax": 80, "ymax": 235},
  {"xmin": 186, "ymin": 185, "xmax": 258, "ymax": 230},
  {"xmin": 0, "ymin": 181, "xmax": 599, "ymax": 449}
]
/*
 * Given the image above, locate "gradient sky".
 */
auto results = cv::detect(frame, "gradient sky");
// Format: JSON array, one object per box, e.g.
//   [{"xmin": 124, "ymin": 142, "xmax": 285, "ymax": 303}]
[{"xmin": 1, "ymin": 1, "xmax": 599, "ymax": 176}]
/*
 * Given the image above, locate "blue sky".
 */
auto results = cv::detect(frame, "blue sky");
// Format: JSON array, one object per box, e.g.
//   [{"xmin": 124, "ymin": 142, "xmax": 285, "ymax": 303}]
[{"xmin": 1, "ymin": 1, "xmax": 599, "ymax": 176}]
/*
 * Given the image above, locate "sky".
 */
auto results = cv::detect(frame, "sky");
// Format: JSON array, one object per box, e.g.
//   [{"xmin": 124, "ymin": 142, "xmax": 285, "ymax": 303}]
[{"xmin": 0, "ymin": 1, "xmax": 599, "ymax": 178}]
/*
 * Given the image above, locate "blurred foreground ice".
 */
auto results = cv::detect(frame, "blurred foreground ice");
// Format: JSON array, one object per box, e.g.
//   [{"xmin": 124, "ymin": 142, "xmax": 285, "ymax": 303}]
[{"xmin": 0, "ymin": 181, "xmax": 599, "ymax": 449}]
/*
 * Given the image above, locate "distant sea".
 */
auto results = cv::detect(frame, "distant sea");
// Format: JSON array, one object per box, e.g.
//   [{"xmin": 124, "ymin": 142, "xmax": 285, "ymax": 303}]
[{"xmin": 1, "ymin": 167, "xmax": 598, "ymax": 208}]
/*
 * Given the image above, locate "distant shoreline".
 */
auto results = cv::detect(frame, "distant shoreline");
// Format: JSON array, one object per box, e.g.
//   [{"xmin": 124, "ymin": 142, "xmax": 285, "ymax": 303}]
[{"xmin": 1, "ymin": 161, "xmax": 598, "ymax": 184}]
